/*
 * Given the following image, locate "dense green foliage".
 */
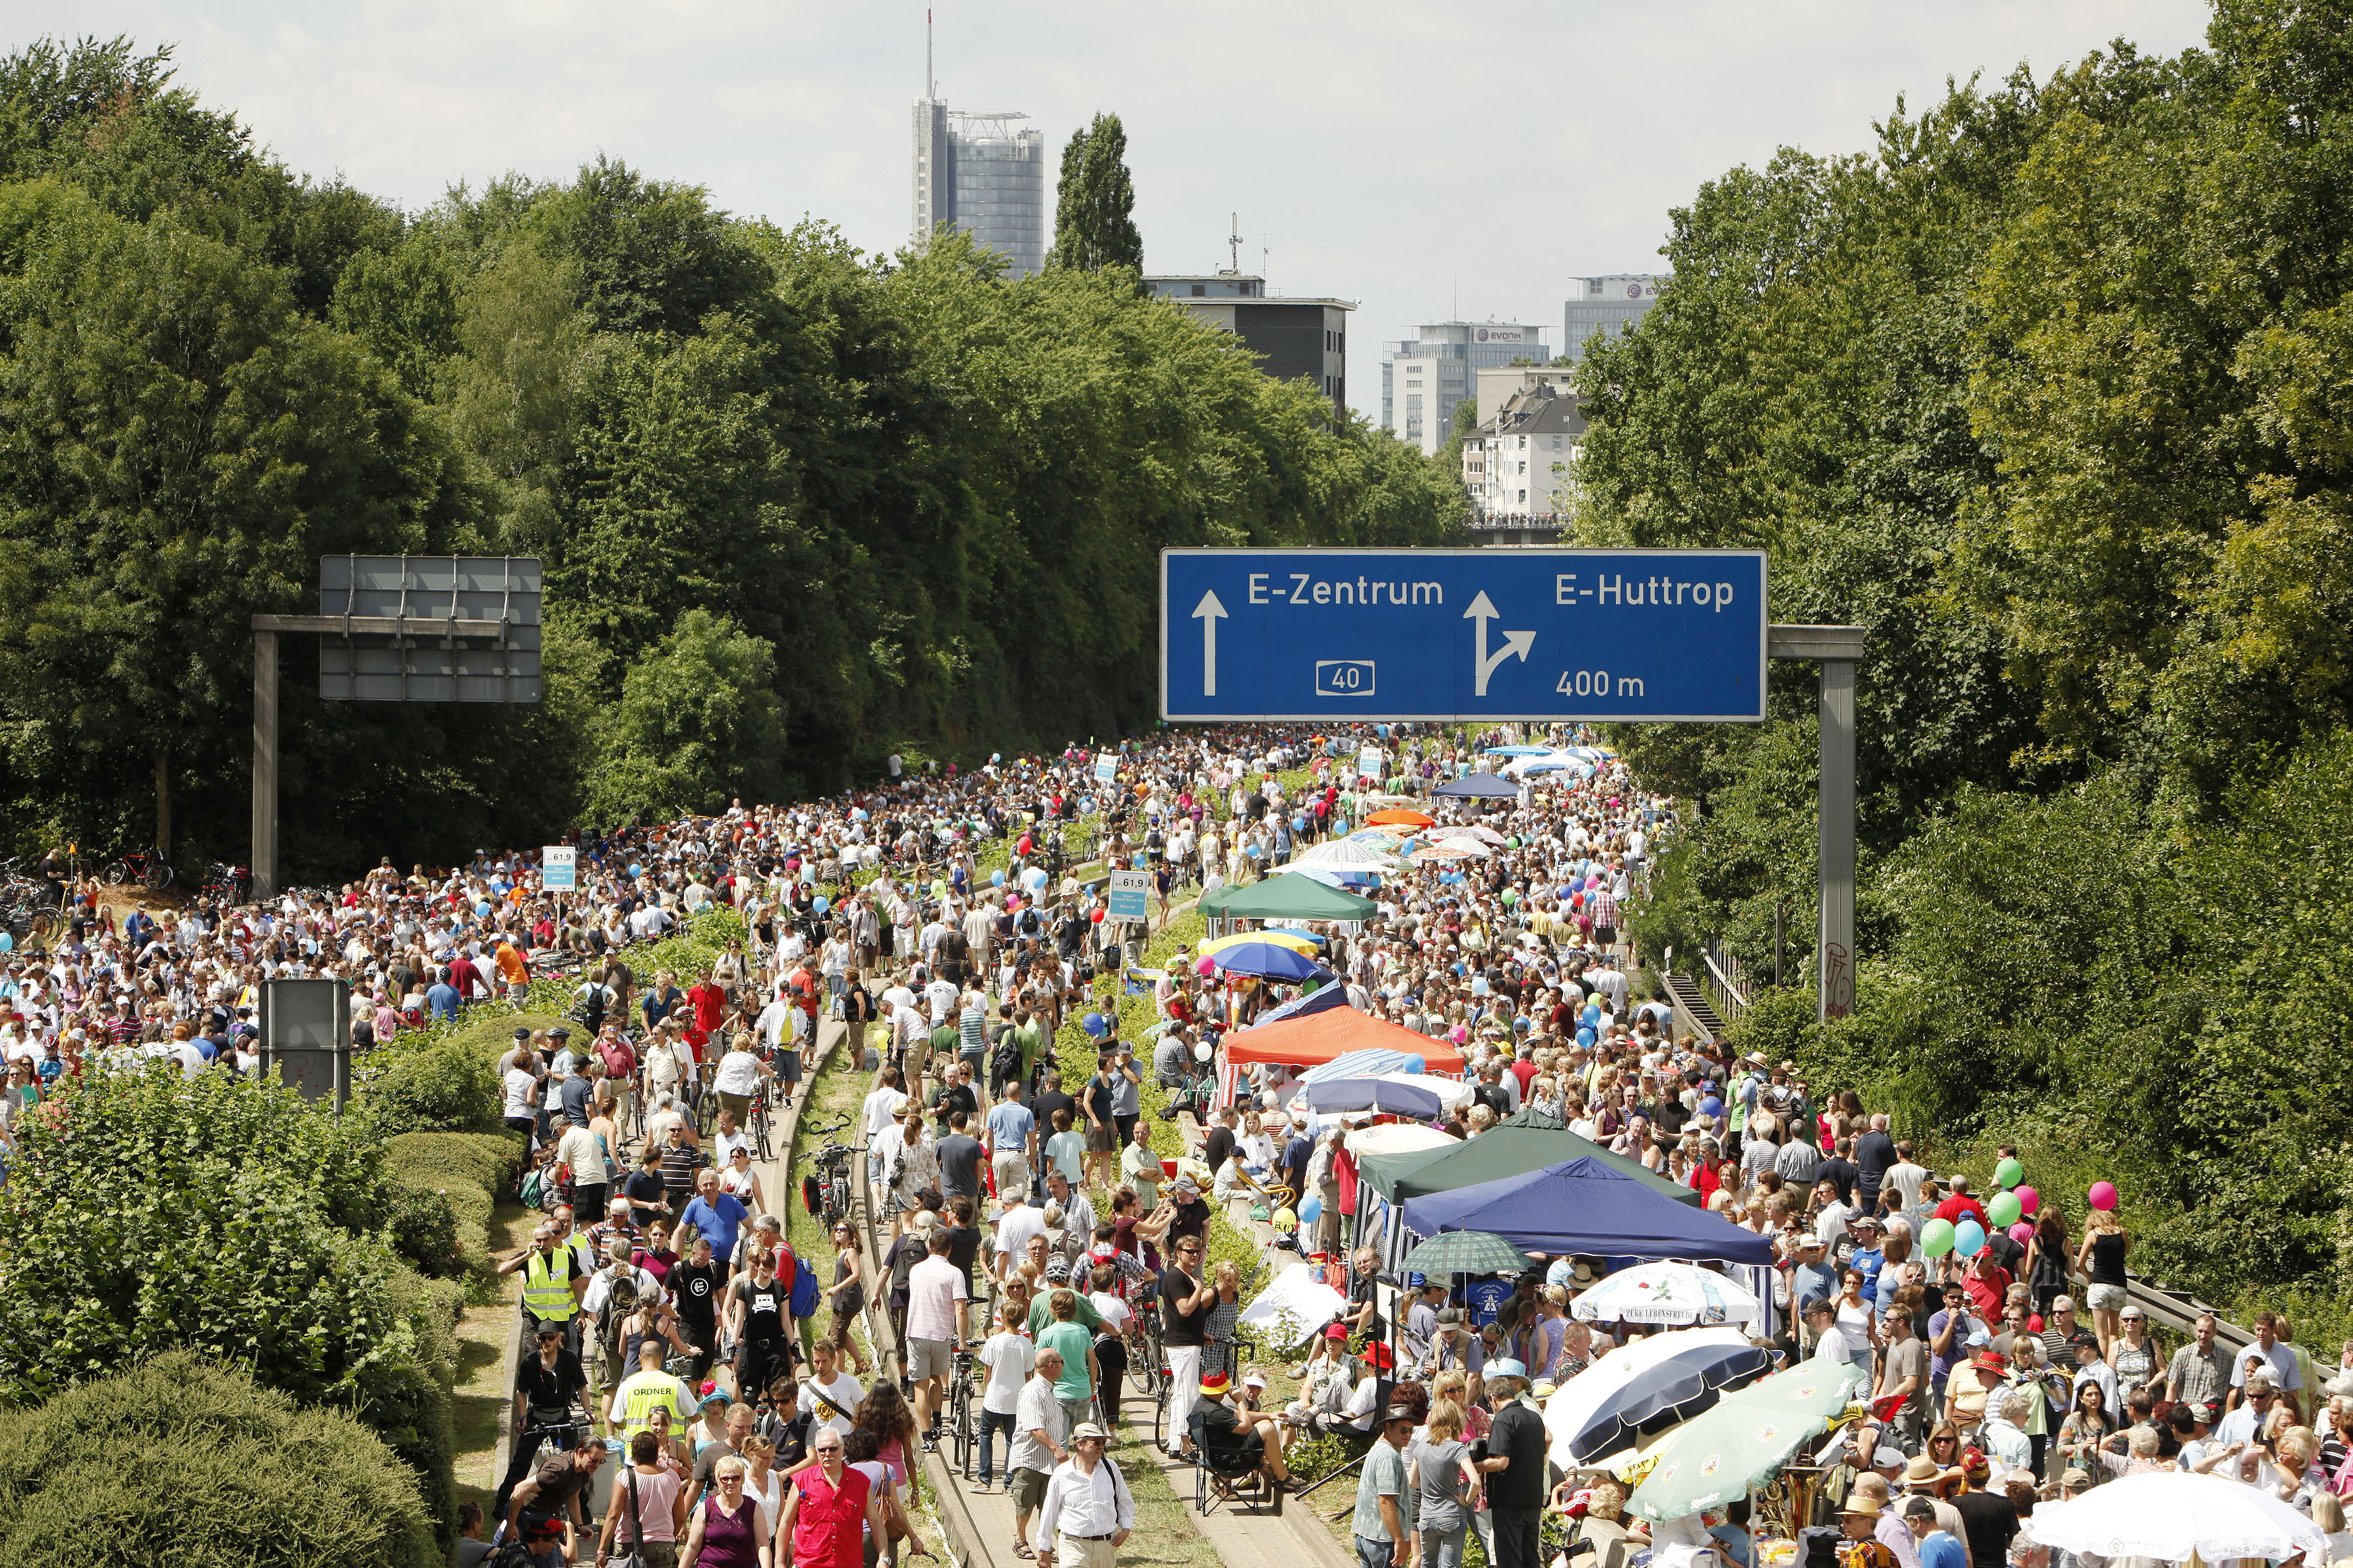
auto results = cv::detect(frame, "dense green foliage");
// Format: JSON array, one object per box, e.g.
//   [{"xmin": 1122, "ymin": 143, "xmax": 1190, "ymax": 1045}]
[
  {"xmin": 1047, "ymin": 113, "xmax": 1142, "ymax": 275},
  {"xmin": 0, "ymin": 1066, "xmax": 465, "ymax": 1538},
  {"xmin": 1594, "ymin": 0, "xmax": 2353, "ymax": 1318},
  {"xmin": 0, "ymin": 1352, "xmax": 440, "ymax": 1568},
  {"xmin": 0, "ymin": 39, "xmax": 1464, "ymax": 873}
]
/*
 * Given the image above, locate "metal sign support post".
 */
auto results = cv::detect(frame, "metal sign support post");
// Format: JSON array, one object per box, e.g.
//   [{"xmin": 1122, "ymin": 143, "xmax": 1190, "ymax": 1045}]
[
  {"xmin": 252, "ymin": 625, "xmax": 278, "ymax": 903},
  {"xmin": 248, "ymin": 608, "xmax": 532, "ymax": 900},
  {"xmin": 1765, "ymin": 625, "xmax": 1866, "ymax": 1020}
]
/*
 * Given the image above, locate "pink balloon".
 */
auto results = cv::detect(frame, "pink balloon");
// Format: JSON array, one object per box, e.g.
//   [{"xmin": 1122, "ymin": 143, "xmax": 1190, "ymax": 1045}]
[
  {"xmin": 2015, "ymin": 1185, "xmax": 2039, "ymax": 1216},
  {"xmin": 2088, "ymin": 1181, "xmax": 2119, "ymax": 1211},
  {"xmin": 1194, "ymin": 956, "xmax": 1215, "ymax": 976},
  {"xmin": 2009, "ymin": 1222, "xmax": 2035, "ymax": 1245}
]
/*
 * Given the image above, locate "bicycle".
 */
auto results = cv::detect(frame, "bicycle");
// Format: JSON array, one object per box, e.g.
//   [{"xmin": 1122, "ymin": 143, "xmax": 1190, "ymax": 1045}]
[
  {"xmin": 808, "ymin": 1141, "xmax": 857, "ymax": 1232},
  {"xmin": 945, "ymin": 1344, "xmax": 978, "ymax": 1478},
  {"xmin": 749, "ymin": 1085, "xmax": 775, "ymax": 1163},
  {"xmin": 101, "ymin": 850, "xmax": 174, "ymax": 892}
]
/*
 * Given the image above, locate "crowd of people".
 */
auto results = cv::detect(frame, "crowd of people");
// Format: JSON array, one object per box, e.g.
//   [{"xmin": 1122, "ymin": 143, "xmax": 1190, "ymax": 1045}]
[{"xmin": 13, "ymin": 708, "xmax": 2333, "ymax": 1568}]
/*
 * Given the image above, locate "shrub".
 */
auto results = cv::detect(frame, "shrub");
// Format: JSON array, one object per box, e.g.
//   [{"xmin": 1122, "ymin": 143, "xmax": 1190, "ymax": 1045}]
[
  {"xmin": 359, "ymin": 1037, "xmax": 504, "ymax": 1135},
  {"xmin": 0, "ymin": 1351, "xmax": 439, "ymax": 1568},
  {"xmin": 387, "ymin": 1181, "xmax": 467, "ymax": 1277},
  {"xmin": 0, "ymin": 1066, "xmax": 459, "ymax": 1544}
]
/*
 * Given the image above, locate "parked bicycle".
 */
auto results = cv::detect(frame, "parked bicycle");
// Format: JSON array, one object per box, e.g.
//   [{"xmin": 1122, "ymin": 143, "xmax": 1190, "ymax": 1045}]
[{"xmin": 101, "ymin": 850, "xmax": 174, "ymax": 892}]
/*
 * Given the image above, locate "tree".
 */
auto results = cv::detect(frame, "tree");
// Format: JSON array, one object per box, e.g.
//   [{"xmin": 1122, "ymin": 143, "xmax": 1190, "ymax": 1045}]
[
  {"xmin": 0, "ymin": 1352, "xmax": 439, "ymax": 1568},
  {"xmin": 585, "ymin": 608, "xmax": 789, "ymax": 822},
  {"xmin": 0, "ymin": 183, "xmax": 472, "ymax": 859},
  {"xmin": 1047, "ymin": 113, "xmax": 1141, "ymax": 275}
]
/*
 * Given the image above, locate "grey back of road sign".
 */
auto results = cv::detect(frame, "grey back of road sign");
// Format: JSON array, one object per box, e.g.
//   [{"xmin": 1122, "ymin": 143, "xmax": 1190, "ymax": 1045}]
[{"xmin": 318, "ymin": 555, "xmax": 542, "ymax": 701}]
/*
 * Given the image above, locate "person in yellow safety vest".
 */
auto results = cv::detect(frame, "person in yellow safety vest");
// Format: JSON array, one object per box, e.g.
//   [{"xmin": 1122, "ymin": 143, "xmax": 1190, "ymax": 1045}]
[
  {"xmin": 606, "ymin": 1336, "xmax": 693, "ymax": 1439},
  {"xmin": 500, "ymin": 1222, "xmax": 589, "ymax": 1343}
]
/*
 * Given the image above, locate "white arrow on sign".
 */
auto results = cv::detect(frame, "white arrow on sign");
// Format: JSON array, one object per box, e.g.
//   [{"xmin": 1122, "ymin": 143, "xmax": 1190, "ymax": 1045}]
[
  {"xmin": 1192, "ymin": 589, "xmax": 1227, "ymax": 696},
  {"xmin": 1463, "ymin": 591, "xmax": 1535, "ymax": 697}
]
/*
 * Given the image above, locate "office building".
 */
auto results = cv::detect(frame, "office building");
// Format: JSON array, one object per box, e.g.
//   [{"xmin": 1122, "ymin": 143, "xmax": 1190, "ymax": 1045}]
[
  {"xmin": 1462, "ymin": 373, "xmax": 1585, "ymax": 526},
  {"xmin": 912, "ymin": 101, "xmax": 1048, "ymax": 278},
  {"xmin": 1562, "ymin": 275, "xmax": 1666, "ymax": 360},
  {"xmin": 1379, "ymin": 321, "xmax": 1550, "ymax": 454},
  {"xmin": 1144, "ymin": 273, "xmax": 1352, "ymax": 416}
]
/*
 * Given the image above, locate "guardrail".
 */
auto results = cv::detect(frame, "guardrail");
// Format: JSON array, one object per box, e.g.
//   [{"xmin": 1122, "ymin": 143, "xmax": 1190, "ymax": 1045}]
[{"xmin": 1699, "ymin": 939, "xmax": 1749, "ymax": 1029}]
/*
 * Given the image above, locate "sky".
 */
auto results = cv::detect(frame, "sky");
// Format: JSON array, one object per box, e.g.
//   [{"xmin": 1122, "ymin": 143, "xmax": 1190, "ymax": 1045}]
[{"xmin": 14, "ymin": 0, "xmax": 2214, "ymax": 418}]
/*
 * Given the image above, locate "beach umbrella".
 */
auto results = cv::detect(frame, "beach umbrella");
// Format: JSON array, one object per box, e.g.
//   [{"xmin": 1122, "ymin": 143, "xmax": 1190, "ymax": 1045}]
[
  {"xmin": 1400, "ymin": 1229, "xmax": 1535, "ymax": 1277},
  {"xmin": 1448, "ymin": 824, "xmax": 1510, "ymax": 846},
  {"xmin": 2028, "ymin": 1471, "xmax": 2326, "ymax": 1564},
  {"xmin": 1569, "ymin": 1262, "xmax": 1764, "ymax": 1327},
  {"xmin": 1365, "ymin": 807, "xmax": 1437, "ymax": 828},
  {"xmin": 1410, "ymin": 846, "xmax": 1473, "ymax": 863},
  {"xmin": 1201, "ymin": 929, "xmax": 1319, "ymax": 957},
  {"xmin": 1432, "ymin": 773, "xmax": 1520, "ymax": 799},
  {"xmin": 1543, "ymin": 1328, "xmax": 1775, "ymax": 1469},
  {"xmin": 1296, "ymin": 837, "xmax": 1401, "ymax": 869},
  {"xmin": 1207, "ymin": 941, "xmax": 1333, "ymax": 983},
  {"xmin": 1625, "ymin": 1359, "xmax": 1867, "ymax": 1521},
  {"xmin": 1484, "ymin": 745, "xmax": 1551, "ymax": 757}
]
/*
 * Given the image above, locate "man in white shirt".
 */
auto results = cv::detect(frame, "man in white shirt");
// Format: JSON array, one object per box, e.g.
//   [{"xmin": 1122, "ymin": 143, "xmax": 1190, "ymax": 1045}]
[
  {"xmin": 993, "ymin": 1189, "xmax": 1048, "ymax": 1285},
  {"xmin": 797, "ymin": 1338, "xmax": 866, "ymax": 1442},
  {"xmin": 1011, "ymin": 1347, "xmax": 1072, "ymax": 1556},
  {"xmin": 1032, "ymin": 1422, "xmax": 1133, "ymax": 1568},
  {"xmin": 905, "ymin": 1231, "xmax": 972, "ymax": 1441},
  {"xmin": 862, "ymin": 1065, "xmax": 910, "ymax": 1207}
]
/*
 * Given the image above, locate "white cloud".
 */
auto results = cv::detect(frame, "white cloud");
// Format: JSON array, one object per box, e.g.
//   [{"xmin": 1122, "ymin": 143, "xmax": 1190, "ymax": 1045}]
[{"xmin": 10, "ymin": 0, "xmax": 2213, "ymax": 411}]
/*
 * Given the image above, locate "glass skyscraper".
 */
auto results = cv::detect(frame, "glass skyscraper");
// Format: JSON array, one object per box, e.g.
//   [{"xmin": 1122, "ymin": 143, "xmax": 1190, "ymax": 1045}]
[{"xmin": 911, "ymin": 101, "xmax": 1047, "ymax": 279}]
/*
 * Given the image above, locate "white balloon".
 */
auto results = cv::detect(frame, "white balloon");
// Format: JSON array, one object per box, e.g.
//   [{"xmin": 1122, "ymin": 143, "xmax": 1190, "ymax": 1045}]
[{"xmin": 1194, "ymin": 1043, "xmax": 1214, "ymax": 1063}]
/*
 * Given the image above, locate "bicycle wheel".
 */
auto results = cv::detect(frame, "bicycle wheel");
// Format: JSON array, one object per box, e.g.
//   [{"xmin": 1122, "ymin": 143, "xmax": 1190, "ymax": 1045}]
[
  {"xmin": 1153, "ymin": 1377, "xmax": 1170, "ymax": 1450},
  {"xmin": 146, "ymin": 861, "xmax": 174, "ymax": 891},
  {"xmin": 101, "ymin": 860, "xmax": 131, "ymax": 887},
  {"xmin": 951, "ymin": 1376, "xmax": 974, "ymax": 1477}
]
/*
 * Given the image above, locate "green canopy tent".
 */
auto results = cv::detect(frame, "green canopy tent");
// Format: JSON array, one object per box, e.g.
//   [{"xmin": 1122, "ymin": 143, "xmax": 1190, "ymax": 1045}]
[
  {"xmin": 1199, "ymin": 872, "xmax": 1378, "ymax": 923},
  {"xmin": 1358, "ymin": 1114, "xmax": 1701, "ymax": 1210}
]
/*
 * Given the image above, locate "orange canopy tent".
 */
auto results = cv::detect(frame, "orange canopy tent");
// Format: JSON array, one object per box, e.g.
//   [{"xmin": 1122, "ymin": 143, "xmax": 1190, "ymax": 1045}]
[
  {"xmin": 1221, "ymin": 1004, "xmax": 1466, "ymax": 1073},
  {"xmin": 1363, "ymin": 808, "xmax": 1435, "ymax": 828}
]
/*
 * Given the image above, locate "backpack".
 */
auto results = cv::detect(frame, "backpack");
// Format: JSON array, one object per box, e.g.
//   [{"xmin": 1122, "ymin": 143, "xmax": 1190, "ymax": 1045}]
[
  {"xmin": 788, "ymin": 1249, "xmax": 823, "ymax": 1319},
  {"xmin": 992, "ymin": 1033, "xmax": 1024, "ymax": 1081}
]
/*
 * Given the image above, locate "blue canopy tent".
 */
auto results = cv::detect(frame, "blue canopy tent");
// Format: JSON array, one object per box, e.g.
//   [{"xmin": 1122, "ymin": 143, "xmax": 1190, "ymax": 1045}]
[
  {"xmin": 1398, "ymin": 1156, "xmax": 1776, "ymax": 1266},
  {"xmin": 1301, "ymin": 1076, "xmax": 1446, "ymax": 1119},
  {"xmin": 1433, "ymin": 772, "xmax": 1521, "ymax": 800},
  {"xmin": 1252, "ymin": 983, "xmax": 1353, "ymax": 1029}
]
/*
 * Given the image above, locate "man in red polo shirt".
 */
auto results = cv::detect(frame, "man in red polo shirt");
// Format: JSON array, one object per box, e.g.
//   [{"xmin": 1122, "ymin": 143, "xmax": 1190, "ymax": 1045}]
[{"xmin": 777, "ymin": 1426, "xmax": 884, "ymax": 1568}]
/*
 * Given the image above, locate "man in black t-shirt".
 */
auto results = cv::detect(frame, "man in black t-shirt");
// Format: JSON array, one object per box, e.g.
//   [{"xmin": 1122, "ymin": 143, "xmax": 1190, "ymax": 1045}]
[
  {"xmin": 670, "ymin": 1235, "xmax": 724, "ymax": 1380},
  {"xmin": 936, "ymin": 1112, "xmax": 984, "ymax": 1204},
  {"xmin": 1200, "ymin": 1109, "xmax": 1237, "ymax": 1183},
  {"xmin": 1159, "ymin": 1235, "xmax": 1215, "ymax": 1458},
  {"xmin": 1950, "ymin": 1449, "xmax": 2019, "ymax": 1568},
  {"xmin": 1477, "ymin": 1360, "xmax": 1548, "ymax": 1568}
]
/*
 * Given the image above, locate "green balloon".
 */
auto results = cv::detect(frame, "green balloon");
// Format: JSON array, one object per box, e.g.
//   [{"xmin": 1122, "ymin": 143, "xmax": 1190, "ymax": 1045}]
[
  {"xmin": 1988, "ymin": 1192, "xmax": 2023, "ymax": 1228},
  {"xmin": 1995, "ymin": 1157, "xmax": 2025, "ymax": 1189},
  {"xmin": 1921, "ymin": 1218, "xmax": 1956, "ymax": 1258}
]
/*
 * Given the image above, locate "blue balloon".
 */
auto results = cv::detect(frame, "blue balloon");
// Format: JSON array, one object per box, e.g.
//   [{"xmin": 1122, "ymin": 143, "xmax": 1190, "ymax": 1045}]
[
  {"xmin": 991, "ymin": 869, "xmax": 1005, "ymax": 886},
  {"xmin": 1954, "ymin": 1219, "xmax": 1987, "ymax": 1258},
  {"xmin": 813, "ymin": 896, "xmax": 831, "ymax": 915},
  {"xmin": 1298, "ymin": 1195, "xmax": 1323, "ymax": 1223},
  {"xmin": 475, "ymin": 901, "xmax": 493, "ymax": 919},
  {"xmin": 1082, "ymin": 1012, "xmax": 1107, "ymax": 1038},
  {"xmin": 1402, "ymin": 1054, "xmax": 1427, "ymax": 1075},
  {"xmin": 1699, "ymin": 1096, "xmax": 1724, "ymax": 1118}
]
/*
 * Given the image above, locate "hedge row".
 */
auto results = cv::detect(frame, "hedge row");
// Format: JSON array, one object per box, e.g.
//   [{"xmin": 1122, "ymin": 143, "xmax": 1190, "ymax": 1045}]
[{"xmin": 0, "ymin": 1352, "xmax": 442, "ymax": 1568}]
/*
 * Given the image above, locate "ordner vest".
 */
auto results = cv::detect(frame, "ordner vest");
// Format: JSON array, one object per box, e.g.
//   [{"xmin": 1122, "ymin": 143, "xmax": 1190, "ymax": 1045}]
[{"xmin": 523, "ymin": 1249, "xmax": 581, "ymax": 1323}]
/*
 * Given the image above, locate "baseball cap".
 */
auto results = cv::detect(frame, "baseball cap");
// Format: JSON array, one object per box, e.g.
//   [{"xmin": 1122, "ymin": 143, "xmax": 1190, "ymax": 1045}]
[
  {"xmin": 1198, "ymin": 1372, "xmax": 1232, "ymax": 1395},
  {"xmin": 1323, "ymin": 1323, "xmax": 1349, "ymax": 1340},
  {"xmin": 1070, "ymin": 1422, "xmax": 1110, "ymax": 1443},
  {"xmin": 2059, "ymin": 1467, "xmax": 2092, "ymax": 1488}
]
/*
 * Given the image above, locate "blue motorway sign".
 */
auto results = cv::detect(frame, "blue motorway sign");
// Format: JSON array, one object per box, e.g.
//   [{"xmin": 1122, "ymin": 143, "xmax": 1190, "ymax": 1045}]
[{"xmin": 1160, "ymin": 548, "xmax": 1766, "ymax": 722}]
